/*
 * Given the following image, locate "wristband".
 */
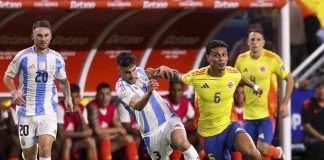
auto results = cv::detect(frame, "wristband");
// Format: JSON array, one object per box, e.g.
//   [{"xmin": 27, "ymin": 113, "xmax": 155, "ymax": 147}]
[{"xmin": 253, "ymin": 85, "xmax": 260, "ymax": 91}]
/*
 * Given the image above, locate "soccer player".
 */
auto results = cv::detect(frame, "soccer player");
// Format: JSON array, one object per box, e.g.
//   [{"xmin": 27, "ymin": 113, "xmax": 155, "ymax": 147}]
[
  {"xmin": 3, "ymin": 20, "xmax": 73, "ymax": 160},
  {"xmin": 235, "ymin": 30, "xmax": 294, "ymax": 160},
  {"xmin": 179, "ymin": 40, "xmax": 262, "ymax": 160},
  {"xmin": 57, "ymin": 84, "xmax": 97, "ymax": 160},
  {"xmin": 87, "ymin": 83, "xmax": 138, "ymax": 160},
  {"xmin": 115, "ymin": 52, "xmax": 199, "ymax": 160}
]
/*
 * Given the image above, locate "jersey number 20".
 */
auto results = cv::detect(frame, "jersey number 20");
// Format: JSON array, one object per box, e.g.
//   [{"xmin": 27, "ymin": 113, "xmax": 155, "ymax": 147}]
[{"xmin": 35, "ymin": 71, "xmax": 48, "ymax": 83}]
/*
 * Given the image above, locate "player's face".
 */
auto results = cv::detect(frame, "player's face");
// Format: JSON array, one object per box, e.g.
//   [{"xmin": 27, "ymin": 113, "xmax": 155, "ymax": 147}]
[
  {"xmin": 71, "ymin": 92, "xmax": 81, "ymax": 106},
  {"xmin": 234, "ymin": 86, "xmax": 245, "ymax": 107},
  {"xmin": 97, "ymin": 88, "xmax": 112, "ymax": 107},
  {"xmin": 247, "ymin": 32, "xmax": 265, "ymax": 55},
  {"xmin": 207, "ymin": 47, "xmax": 228, "ymax": 70},
  {"xmin": 119, "ymin": 64, "xmax": 137, "ymax": 84},
  {"xmin": 170, "ymin": 83, "xmax": 184, "ymax": 105},
  {"xmin": 315, "ymin": 85, "xmax": 324, "ymax": 101},
  {"xmin": 32, "ymin": 27, "xmax": 52, "ymax": 51}
]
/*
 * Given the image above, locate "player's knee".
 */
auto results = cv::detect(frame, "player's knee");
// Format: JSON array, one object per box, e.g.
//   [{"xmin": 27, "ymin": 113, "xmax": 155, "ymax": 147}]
[
  {"xmin": 256, "ymin": 143, "xmax": 268, "ymax": 155},
  {"xmin": 247, "ymin": 147, "xmax": 261, "ymax": 160},
  {"xmin": 85, "ymin": 137, "xmax": 96, "ymax": 148},
  {"xmin": 38, "ymin": 145, "xmax": 52, "ymax": 156},
  {"xmin": 125, "ymin": 135, "xmax": 134, "ymax": 143}
]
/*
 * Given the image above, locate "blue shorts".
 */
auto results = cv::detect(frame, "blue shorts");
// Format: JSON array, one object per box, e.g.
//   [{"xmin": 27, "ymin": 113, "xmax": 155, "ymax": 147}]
[
  {"xmin": 243, "ymin": 117, "xmax": 274, "ymax": 144},
  {"xmin": 200, "ymin": 122, "xmax": 246, "ymax": 160}
]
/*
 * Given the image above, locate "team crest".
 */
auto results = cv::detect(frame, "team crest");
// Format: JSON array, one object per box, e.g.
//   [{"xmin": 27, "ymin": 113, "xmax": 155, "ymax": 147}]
[
  {"xmin": 39, "ymin": 61, "xmax": 46, "ymax": 70},
  {"xmin": 281, "ymin": 65, "xmax": 286, "ymax": 71},
  {"xmin": 259, "ymin": 65, "xmax": 266, "ymax": 73},
  {"xmin": 50, "ymin": 63, "xmax": 54, "ymax": 70},
  {"xmin": 227, "ymin": 80, "xmax": 234, "ymax": 89}
]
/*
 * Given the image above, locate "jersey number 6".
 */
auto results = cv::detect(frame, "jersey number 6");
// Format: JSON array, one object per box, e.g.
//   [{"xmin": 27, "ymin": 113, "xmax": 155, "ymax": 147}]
[{"xmin": 214, "ymin": 92, "xmax": 221, "ymax": 103}]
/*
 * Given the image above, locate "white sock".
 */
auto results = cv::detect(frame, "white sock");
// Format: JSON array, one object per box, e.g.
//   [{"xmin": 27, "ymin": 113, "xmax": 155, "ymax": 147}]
[
  {"xmin": 39, "ymin": 157, "xmax": 51, "ymax": 160},
  {"xmin": 183, "ymin": 145, "xmax": 199, "ymax": 160}
]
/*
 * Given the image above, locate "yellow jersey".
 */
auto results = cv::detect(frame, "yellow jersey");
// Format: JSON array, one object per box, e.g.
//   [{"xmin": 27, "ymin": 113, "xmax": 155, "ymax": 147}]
[
  {"xmin": 235, "ymin": 49, "xmax": 289, "ymax": 120},
  {"xmin": 182, "ymin": 66, "xmax": 241, "ymax": 137}
]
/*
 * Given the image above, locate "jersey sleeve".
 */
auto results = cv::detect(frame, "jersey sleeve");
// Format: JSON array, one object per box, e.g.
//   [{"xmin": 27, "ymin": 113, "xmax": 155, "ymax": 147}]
[
  {"xmin": 272, "ymin": 55, "xmax": 289, "ymax": 79},
  {"xmin": 117, "ymin": 104, "xmax": 131, "ymax": 123},
  {"xmin": 55, "ymin": 56, "xmax": 67, "ymax": 80},
  {"xmin": 181, "ymin": 70, "xmax": 194, "ymax": 85},
  {"xmin": 5, "ymin": 52, "xmax": 24, "ymax": 78},
  {"xmin": 234, "ymin": 56, "xmax": 241, "ymax": 71},
  {"xmin": 57, "ymin": 104, "xmax": 65, "ymax": 124},
  {"xmin": 116, "ymin": 82, "xmax": 136, "ymax": 106}
]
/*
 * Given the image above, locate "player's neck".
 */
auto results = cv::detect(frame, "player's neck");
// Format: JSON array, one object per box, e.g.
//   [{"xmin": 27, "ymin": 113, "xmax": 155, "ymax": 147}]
[
  {"xmin": 207, "ymin": 67, "xmax": 225, "ymax": 77},
  {"xmin": 250, "ymin": 51, "xmax": 262, "ymax": 59},
  {"xmin": 34, "ymin": 46, "xmax": 49, "ymax": 55}
]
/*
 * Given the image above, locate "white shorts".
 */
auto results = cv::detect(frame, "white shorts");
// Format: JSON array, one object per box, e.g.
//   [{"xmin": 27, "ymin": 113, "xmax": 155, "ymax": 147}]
[
  {"xmin": 18, "ymin": 114, "xmax": 57, "ymax": 149},
  {"xmin": 143, "ymin": 117, "xmax": 186, "ymax": 160}
]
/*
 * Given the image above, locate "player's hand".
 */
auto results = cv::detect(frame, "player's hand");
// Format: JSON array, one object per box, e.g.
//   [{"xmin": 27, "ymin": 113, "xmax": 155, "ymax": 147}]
[
  {"xmin": 118, "ymin": 127, "xmax": 127, "ymax": 135},
  {"xmin": 156, "ymin": 65, "xmax": 178, "ymax": 80},
  {"xmin": 252, "ymin": 85, "xmax": 263, "ymax": 97},
  {"xmin": 147, "ymin": 79, "xmax": 159, "ymax": 94},
  {"xmin": 280, "ymin": 102, "xmax": 289, "ymax": 118},
  {"xmin": 82, "ymin": 129, "xmax": 93, "ymax": 137},
  {"xmin": 11, "ymin": 90, "xmax": 26, "ymax": 106},
  {"xmin": 64, "ymin": 96, "xmax": 73, "ymax": 113}
]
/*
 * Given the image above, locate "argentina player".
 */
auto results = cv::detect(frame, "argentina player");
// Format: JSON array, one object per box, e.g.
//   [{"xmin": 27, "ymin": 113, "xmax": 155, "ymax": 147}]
[
  {"xmin": 3, "ymin": 20, "xmax": 73, "ymax": 160},
  {"xmin": 115, "ymin": 52, "xmax": 199, "ymax": 160}
]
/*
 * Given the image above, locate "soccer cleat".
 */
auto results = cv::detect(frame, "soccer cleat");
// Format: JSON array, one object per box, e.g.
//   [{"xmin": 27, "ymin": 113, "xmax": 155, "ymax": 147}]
[{"xmin": 276, "ymin": 146, "xmax": 285, "ymax": 160}]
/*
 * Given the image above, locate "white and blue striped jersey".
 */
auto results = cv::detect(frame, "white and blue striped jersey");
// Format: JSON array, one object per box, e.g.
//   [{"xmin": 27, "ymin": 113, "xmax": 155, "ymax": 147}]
[
  {"xmin": 5, "ymin": 46, "xmax": 67, "ymax": 117},
  {"xmin": 116, "ymin": 67, "xmax": 177, "ymax": 136}
]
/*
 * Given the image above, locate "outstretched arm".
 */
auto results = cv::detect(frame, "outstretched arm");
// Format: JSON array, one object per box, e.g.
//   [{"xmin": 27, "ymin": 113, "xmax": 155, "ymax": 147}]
[{"xmin": 145, "ymin": 66, "xmax": 178, "ymax": 80}]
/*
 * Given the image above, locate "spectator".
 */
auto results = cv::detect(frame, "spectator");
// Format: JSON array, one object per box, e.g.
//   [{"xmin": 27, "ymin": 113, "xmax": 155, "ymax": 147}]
[
  {"xmin": 87, "ymin": 83, "xmax": 138, "ymax": 160},
  {"xmin": 57, "ymin": 84, "xmax": 97, "ymax": 160},
  {"xmin": 301, "ymin": 82, "xmax": 324, "ymax": 160},
  {"xmin": 230, "ymin": 84, "xmax": 245, "ymax": 160},
  {"xmin": 0, "ymin": 99, "xmax": 20, "ymax": 160},
  {"xmin": 163, "ymin": 80, "xmax": 205, "ymax": 160}
]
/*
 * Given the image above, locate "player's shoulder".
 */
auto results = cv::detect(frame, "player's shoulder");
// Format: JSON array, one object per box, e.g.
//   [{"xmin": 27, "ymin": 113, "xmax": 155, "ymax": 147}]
[
  {"xmin": 49, "ymin": 49, "xmax": 64, "ymax": 61},
  {"xmin": 187, "ymin": 66, "xmax": 208, "ymax": 77},
  {"xmin": 12, "ymin": 47, "xmax": 33, "ymax": 63},
  {"xmin": 237, "ymin": 51, "xmax": 250, "ymax": 59},
  {"xmin": 262, "ymin": 49, "xmax": 282, "ymax": 63},
  {"xmin": 225, "ymin": 66, "xmax": 240, "ymax": 74},
  {"xmin": 115, "ymin": 78, "xmax": 129, "ymax": 93}
]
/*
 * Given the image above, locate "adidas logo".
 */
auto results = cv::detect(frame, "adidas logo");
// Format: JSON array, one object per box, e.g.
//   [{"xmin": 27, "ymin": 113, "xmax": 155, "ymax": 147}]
[
  {"xmin": 243, "ymin": 68, "xmax": 248, "ymax": 72},
  {"xmin": 258, "ymin": 133, "xmax": 264, "ymax": 139},
  {"xmin": 201, "ymin": 83, "xmax": 209, "ymax": 88},
  {"xmin": 28, "ymin": 64, "xmax": 36, "ymax": 70}
]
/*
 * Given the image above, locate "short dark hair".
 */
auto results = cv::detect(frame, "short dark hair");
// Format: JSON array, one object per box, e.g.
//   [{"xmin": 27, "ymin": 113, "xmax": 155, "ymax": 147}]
[
  {"xmin": 116, "ymin": 52, "xmax": 136, "ymax": 68},
  {"xmin": 70, "ymin": 83, "xmax": 80, "ymax": 93},
  {"xmin": 96, "ymin": 83, "xmax": 111, "ymax": 93},
  {"xmin": 32, "ymin": 20, "xmax": 51, "ymax": 31},
  {"xmin": 169, "ymin": 80, "xmax": 184, "ymax": 88},
  {"xmin": 248, "ymin": 29, "xmax": 264, "ymax": 38},
  {"xmin": 206, "ymin": 40, "xmax": 228, "ymax": 55},
  {"xmin": 314, "ymin": 82, "xmax": 324, "ymax": 90}
]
